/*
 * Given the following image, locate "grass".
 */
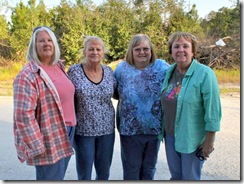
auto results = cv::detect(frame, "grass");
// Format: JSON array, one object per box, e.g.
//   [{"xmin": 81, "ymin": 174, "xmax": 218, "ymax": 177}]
[
  {"xmin": 220, "ymin": 88, "xmax": 240, "ymax": 93},
  {"xmin": 0, "ymin": 62, "xmax": 23, "ymax": 81},
  {"xmin": 214, "ymin": 69, "xmax": 240, "ymax": 84},
  {"xmin": 0, "ymin": 62, "xmax": 23, "ymax": 96},
  {"xmin": 0, "ymin": 62, "xmax": 240, "ymax": 96},
  {"xmin": 214, "ymin": 69, "xmax": 240, "ymax": 95}
]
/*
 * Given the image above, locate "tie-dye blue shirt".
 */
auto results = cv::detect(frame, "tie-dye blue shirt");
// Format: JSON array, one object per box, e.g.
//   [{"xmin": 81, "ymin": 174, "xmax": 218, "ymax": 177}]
[{"xmin": 114, "ymin": 59, "xmax": 170, "ymax": 135}]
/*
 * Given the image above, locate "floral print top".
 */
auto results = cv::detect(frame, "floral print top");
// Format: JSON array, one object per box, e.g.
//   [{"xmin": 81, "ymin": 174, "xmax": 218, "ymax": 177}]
[
  {"xmin": 114, "ymin": 59, "xmax": 170, "ymax": 135},
  {"xmin": 67, "ymin": 63, "xmax": 117, "ymax": 136}
]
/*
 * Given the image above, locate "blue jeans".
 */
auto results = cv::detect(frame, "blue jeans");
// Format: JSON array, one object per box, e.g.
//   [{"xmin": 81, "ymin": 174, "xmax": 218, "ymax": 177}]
[
  {"xmin": 164, "ymin": 133, "xmax": 204, "ymax": 180},
  {"xmin": 35, "ymin": 126, "xmax": 75, "ymax": 180},
  {"xmin": 120, "ymin": 134, "xmax": 160, "ymax": 180},
  {"xmin": 74, "ymin": 132, "xmax": 115, "ymax": 180}
]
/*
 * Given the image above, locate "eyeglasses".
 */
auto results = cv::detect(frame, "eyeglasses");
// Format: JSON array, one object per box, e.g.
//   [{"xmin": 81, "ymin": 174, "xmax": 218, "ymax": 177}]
[
  {"xmin": 133, "ymin": 47, "xmax": 151, "ymax": 53},
  {"xmin": 32, "ymin": 26, "xmax": 52, "ymax": 34},
  {"xmin": 195, "ymin": 147, "xmax": 204, "ymax": 161}
]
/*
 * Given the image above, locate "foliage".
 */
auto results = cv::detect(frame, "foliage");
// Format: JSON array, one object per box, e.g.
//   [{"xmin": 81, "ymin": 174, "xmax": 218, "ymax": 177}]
[
  {"xmin": 0, "ymin": 0, "xmax": 240, "ymax": 68},
  {"xmin": 9, "ymin": 0, "xmax": 53, "ymax": 62},
  {"xmin": 96, "ymin": 0, "xmax": 134, "ymax": 62},
  {"xmin": 0, "ymin": 14, "xmax": 11, "ymax": 59},
  {"xmin": 52, "ymin": 1, "xmax": 86, "ymax": 65},
  {"xmin": 201, "ymin": 2, "xmax": 240, "ymax": 39}
]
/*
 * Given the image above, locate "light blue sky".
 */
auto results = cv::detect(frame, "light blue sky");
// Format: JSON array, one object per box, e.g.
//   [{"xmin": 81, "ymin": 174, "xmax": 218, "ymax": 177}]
[{"xmin": 5, "ymin": 0, "xmax": 235, "ymax": 19}]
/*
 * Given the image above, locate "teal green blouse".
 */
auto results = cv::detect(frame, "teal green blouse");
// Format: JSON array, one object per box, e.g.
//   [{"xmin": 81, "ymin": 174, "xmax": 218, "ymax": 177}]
[{"xmin": 159, "ymin": 59, "xmax": 222, "ymax": 154}]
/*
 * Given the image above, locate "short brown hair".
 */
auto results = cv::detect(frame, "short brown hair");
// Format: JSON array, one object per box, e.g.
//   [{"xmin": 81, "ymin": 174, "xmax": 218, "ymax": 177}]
[{"xmin": 168, "ymin": 32, "xmax": 198, "ymax": 58}]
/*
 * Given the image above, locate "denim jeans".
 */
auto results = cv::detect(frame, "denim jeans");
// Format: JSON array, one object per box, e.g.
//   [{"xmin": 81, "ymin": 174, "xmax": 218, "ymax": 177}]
[
  {"xmin": 120, "ymin": 134, "xmax": 160, "ymax": 180},
  {"xmin": 164, "ymin": 133, "xmax": 204, "ymax": 180},
  {"xmin": 74, "ymin": 132, "xmax": 115, "ymax": 180},
  {"xmin": 35, "ymin": 126, "xmax": 75, "ymax": 180}
]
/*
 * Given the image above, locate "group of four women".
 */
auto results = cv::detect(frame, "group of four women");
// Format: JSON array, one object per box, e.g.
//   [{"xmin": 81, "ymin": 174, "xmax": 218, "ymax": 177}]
[{"xmin": 13, "ymin": 26, "xmax": 222, "ymax": 180}]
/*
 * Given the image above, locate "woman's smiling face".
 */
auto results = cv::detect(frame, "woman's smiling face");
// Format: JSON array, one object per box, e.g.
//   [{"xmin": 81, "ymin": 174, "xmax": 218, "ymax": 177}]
[
  {"xmin": 36, "ymin": 31, "xmax": 54, "ymax": 65},
  {"xmin": 132, "ymin": 40, "xmax": 151, "ymax": 69},
  {"xmin": 171, "ymin": 37, "xmax": 194, "ymax": 67}
]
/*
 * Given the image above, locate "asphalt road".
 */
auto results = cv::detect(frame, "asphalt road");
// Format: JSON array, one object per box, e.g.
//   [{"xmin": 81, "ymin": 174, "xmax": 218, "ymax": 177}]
[{"xmin": 0, "ymin": 95, "xmax": 240, "ymax": 182}]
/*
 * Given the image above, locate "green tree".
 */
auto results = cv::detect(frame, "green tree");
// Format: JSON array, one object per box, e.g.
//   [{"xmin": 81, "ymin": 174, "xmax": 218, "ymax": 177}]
[
  {"xmin": 201, "ymin": 0, "xmax": 240, "ymax": 39},
  {"xmin": 158, "ymin": 0, "xmax": 204, "ymax": 62},
  {"xmin": 142, "ymin": 1, "xmax": 168, "ymax": 59},
  {"xmin": 0, "ymin": 14, "xmax": 11, "ymax": 64},
  {"xmin": 10, "ymin": 1, "xmax": 32, "ymax": 61},
  {"xmin": 10, "ymin": 0, "xmax": 52, "ymax": 62},
  {"xmin": 130, "ymin": 0, "xmax": 147, "ymax": 33},
  {"xmin": 51, "ymin": 0, "xmax": 102, "ymax": 65},
  {"xmin": 0, "ymin": 0, "xmax": 240, "ymax": 68},
  {"xmin": 96, "ymin": 0, "xmax": 135, "ymax": 61}
]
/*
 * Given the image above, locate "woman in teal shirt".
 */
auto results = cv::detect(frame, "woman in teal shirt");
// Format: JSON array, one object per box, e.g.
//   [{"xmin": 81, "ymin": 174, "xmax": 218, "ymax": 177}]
[{"xmin": 160, "ymin": 32, "xmax": 222, "ymax": 180}]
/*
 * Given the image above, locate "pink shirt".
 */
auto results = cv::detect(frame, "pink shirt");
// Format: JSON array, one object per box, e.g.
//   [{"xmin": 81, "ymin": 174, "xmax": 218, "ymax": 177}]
[{"xmin": 41, "ymin": 64, "xmax": 76, "ymax": 126}]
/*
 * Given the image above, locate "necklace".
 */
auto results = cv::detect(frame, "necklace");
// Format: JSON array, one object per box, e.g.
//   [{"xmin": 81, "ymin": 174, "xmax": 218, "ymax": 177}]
[{"xmin": 174, "ymin": 68, "xmax": 184, "ymax": 86}]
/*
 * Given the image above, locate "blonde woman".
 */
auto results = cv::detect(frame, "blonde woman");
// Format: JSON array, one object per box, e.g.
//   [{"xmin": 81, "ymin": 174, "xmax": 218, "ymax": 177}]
[{"xmin": 67, "ymin": 36, "xmax": 117, "ymax": 180}]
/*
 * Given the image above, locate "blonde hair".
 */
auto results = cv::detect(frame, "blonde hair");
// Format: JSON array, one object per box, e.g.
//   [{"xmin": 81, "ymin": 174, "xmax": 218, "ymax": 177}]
[
  {"xmin": 81, "ymin": 36, "xmax": 107, "ymax": 63},
  {"xmin": 125, "ymin": 34, "xmax": 157, "ymax": 66}
]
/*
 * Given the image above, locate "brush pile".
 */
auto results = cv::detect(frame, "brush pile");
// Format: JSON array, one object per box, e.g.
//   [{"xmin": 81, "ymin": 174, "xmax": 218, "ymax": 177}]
[{"xmin": 196, "ymin": 36, "xmax": 240, "ymax": 69}]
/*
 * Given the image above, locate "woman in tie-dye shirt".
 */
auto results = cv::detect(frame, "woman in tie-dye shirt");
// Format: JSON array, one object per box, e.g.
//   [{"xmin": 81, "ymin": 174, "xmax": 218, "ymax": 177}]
[{"xmin": 114, "ymin": 34, "xmax": 169, "ymax": 180}]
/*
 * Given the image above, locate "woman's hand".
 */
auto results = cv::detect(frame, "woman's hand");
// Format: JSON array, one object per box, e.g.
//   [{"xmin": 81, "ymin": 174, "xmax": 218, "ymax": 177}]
[
  {"xmin": 200, "ymin": 132, "xmax": 215, "ymax": 160},
  {"xmin": 34, "ymin": 152, "xmax": 46, "ymax": 159}
]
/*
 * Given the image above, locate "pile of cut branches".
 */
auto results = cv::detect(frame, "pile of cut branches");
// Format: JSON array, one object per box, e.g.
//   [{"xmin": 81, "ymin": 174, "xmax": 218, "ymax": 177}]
[{"xmin": 196, "ymin": 36, "xmax": 240, "ymax": 69}]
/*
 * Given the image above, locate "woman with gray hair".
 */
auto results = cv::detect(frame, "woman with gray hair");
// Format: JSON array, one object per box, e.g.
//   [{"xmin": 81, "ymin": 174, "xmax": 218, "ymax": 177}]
[
  {"xmin": 13, "ymin": 26, "xmax": 76, "ymax": 180},
  {"xmin": 67, "ymin": 36, "xmax": 117, "ymax": 180}
]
